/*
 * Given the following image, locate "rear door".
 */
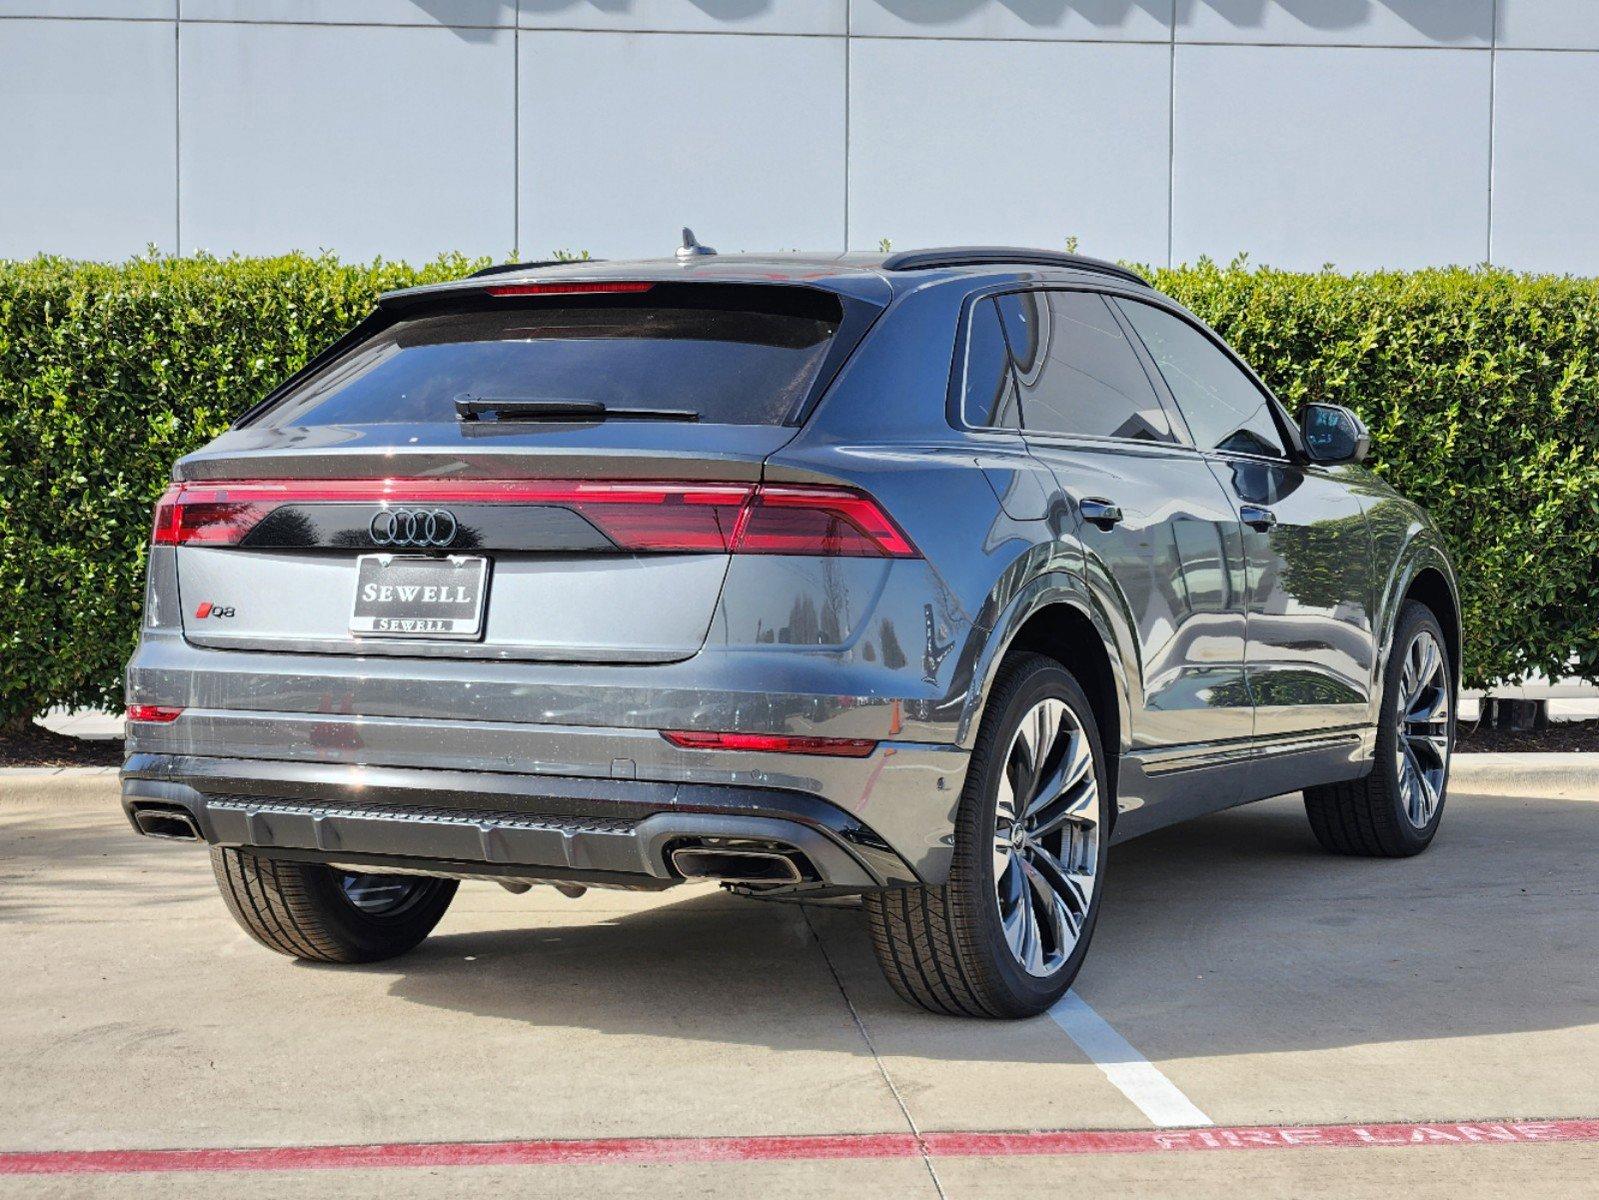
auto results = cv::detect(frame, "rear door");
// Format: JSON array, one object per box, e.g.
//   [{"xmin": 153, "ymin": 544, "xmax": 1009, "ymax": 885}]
[
  {"xmin": 984, "ymin": 288, "xmax": 1255, "ymax": 817},
  {"xmin": 1114, "ymin": 298, "xmax": 1377, "ymax": 751},
  {"xmin": 166, "ymin": 282, "xmax": 850, "ymax": 663}
]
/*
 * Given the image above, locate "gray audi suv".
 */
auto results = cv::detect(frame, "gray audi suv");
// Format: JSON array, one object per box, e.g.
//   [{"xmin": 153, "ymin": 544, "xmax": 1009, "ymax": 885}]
[{"xmin": 122, "ymin": 247, "xmax": 1459, "ymax": 1017}]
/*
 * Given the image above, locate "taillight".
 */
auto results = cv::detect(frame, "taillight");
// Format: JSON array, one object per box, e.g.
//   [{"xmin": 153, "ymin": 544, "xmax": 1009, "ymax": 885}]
[
  {"xmin": 485, "ymin": 281, "xmax": 655, "ymax": 298},
  {"xmin": 662, "ymin": 731, "xmax": 878, "ymax": 757},
  {"xmin": 149, "ymin": 479, "xmax": 917, "ymax": 558},
  {"xmin": 560, "ymin": 483, "xmax": 752, "ymax": 552},
  {"xmin": 576, "ymin": 482, "xmax": 917, "ymax": 557},
  {"xmin": 126, "ymin": 704, "xmax": 183, "ymax": 723},
  {"xmin": 151, "ymin": 483, "xmax": 274, "ymax": 546},
  {"xmin": 735, "ymin": 486, "xmax": 917, "ymax": 558}
]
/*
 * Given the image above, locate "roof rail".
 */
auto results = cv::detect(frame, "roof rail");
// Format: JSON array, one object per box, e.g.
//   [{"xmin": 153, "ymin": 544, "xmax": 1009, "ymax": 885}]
[
  {"xmin": 879, "ymin": 247, "xmax": 1149, "ymax": 287},
  {"xmin": 467, "ymin": 259, "xmax": 605, "ymax": 280}
]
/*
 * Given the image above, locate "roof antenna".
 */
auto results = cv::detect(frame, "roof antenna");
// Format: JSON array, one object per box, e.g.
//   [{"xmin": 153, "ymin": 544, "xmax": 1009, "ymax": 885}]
[{"xmin": 676, "ymin": 227, "xmax": 717, "ymax": 260}]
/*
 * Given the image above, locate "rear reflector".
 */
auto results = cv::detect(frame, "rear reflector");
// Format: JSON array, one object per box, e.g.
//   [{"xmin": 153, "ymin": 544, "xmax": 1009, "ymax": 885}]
[
  {"xmin": 485, "ymin": 281, "xmax": 655, "ymax": 298},
  {"xmin": 126, "ymin": 705, "xmax": 183, "ymax": 723},
  {"xmin": 151, "ymin": 479, "xmax": 917, "ymax": 558},
  {"xmin": 662, "ymin": 731, "xmax": 878, "ymax": 758}
]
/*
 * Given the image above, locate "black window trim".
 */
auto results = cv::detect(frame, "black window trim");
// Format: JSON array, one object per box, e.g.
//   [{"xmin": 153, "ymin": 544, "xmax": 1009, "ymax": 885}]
[
  {"xmin": 946, "ymin": 282, "xmax": 1196, "ymax": 453},
  {"xmin": 947, "ymin": 292, "xmax": 1025, "ymax": 438}
]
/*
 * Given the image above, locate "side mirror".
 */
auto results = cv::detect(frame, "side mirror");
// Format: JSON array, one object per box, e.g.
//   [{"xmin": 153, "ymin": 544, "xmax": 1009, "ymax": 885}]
[{"xmin": 1300, "ymin": 403, "xmax": 1370, "ymax": 464}]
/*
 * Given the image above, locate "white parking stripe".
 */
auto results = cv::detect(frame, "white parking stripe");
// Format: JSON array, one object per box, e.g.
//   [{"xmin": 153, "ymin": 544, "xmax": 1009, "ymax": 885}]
[{"xmin": 1048, "ymin": 991, "xmax": 1213, "ymax": 1128}]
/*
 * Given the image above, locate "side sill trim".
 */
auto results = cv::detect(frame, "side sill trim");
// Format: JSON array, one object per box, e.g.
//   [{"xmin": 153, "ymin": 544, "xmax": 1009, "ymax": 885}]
[{"xmin": 1134, "ymin": 728, "xmax": 1366, "ymax": 777}]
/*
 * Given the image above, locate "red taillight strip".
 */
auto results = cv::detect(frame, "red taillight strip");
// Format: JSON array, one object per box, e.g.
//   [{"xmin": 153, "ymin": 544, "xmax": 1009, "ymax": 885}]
[
  {"xmin": 156, "ymin": 479, "xmax": 753, "ymax": 506},
  {"xmin": 126, "ymin": 705, "xmax": 183, "ymax": 723},
  {"xmin": 485, "ymin": 281, "xmax": 655, "ymax": 297},
  {"xmin": 151, "ymin": 479, "xmax": 918, "ymax": 558},
  {"xmin": 740, "ymin": 486, "xmax": 918, "ymax": 558},
  {"xmin": 662, "ymin": 731, "xmax": 878, "ymax": 758}
]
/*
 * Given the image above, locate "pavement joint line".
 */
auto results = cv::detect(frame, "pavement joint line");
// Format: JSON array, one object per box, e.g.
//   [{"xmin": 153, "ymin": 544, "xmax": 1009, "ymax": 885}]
[
  {"xmin": 1048, "ymin": 991, "xmax": 1213, "ymax": 1128},
  {"xmin": 3, "ymin": 1119, "xmax": 1595, "ymax": 1176},
  {"xmin": 800, "ymin": 905, "xmax": 948, "ymax": 1200}
]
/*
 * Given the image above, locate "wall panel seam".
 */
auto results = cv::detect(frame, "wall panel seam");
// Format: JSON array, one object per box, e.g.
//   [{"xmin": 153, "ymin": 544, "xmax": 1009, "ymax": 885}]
[
  {"xmin": 1487, "ymin": 0, "xmax": 1498, "ymax": 263},
  {"xmin": 1166, "ymin": 1, "xmax": 1175, "ymax": 268},
  {"xmin": 843, "ymin": 5, "xmax": 851, "ymax": 250},
  {"xmin": 513, "ymin": 0, "xmax": 520, "ymax": 259},
  {"xmin": 173, "ymin": 5, "xmax": 181, "ymax": 254}
]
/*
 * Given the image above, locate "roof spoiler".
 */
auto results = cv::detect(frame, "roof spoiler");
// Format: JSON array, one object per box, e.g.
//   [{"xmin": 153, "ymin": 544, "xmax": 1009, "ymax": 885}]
[{"xmin": 467, "ymin": 259, "xmax": 606, "ymax": 280}]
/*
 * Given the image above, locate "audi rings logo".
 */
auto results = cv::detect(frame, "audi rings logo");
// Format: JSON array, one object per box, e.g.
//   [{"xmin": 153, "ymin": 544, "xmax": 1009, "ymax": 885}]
[{"xmin": 369, "ymin": 508, "xmax": 458, "ymax": 548}]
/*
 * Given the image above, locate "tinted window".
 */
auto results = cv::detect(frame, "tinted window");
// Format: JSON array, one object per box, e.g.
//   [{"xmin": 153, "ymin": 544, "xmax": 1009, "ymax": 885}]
[
  {"xmin": 993, "ymin": 290, "xmax": 1175, "ymax": 442},
  {"xmin": 257, "ymin": 287, "xmax": 840, "ymax": 428},
  {"xmin": 962, "ymin": 297, "xmax": 1020, "ymax": 427},
  {"xmin": 1116, "ymin": 300, "xmax": 1286, "ymax": 457}
]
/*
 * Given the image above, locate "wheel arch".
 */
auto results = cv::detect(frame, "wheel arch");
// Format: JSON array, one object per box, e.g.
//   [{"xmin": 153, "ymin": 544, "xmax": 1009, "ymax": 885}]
[
  {"xmin": 958, "ymin": 572, "xmax": 1132, "ymax": 805},
  {"xmin": 1403, "ymin": 566, "xmax": 1461, "ymax": 686},
  {"xmin": 1372, "ymin": 527, "xmax": 1463, "ymax": 722}
]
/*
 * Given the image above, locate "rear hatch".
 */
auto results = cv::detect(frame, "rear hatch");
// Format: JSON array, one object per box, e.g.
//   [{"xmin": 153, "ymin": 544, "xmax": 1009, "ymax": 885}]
[{"xmin": 163, "ymin": 280, "xmax": 881, "ymax": 663}]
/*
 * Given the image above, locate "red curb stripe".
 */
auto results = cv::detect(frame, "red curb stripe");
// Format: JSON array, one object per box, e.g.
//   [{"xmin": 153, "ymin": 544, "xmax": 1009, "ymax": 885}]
[{"xmin": 2, "ymin": 1120, "xmax": 1595, "ymax": 1177}]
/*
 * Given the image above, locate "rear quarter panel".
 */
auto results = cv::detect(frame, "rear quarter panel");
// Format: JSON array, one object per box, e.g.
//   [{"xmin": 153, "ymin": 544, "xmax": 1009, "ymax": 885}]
[{"xmin": 759, "ymin": 278, "xmax": 1115, "ymax": 750}]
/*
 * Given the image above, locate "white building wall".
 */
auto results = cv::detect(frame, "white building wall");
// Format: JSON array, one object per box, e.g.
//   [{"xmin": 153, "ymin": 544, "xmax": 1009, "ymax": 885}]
[{"xmin": 1, "ymin": 1, "xmax": 1596, "ymax": 271}]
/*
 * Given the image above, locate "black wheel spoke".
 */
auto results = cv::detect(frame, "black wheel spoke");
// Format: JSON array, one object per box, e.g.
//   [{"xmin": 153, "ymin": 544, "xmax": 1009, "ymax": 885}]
[{"xmin": 339, "ymin": 872, "xmax": 425, "ymax": 917}]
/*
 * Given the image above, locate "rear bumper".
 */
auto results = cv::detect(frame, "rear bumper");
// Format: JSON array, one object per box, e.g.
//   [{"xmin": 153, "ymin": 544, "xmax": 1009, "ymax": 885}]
[{"xmin": 122, "ymin": 753, "xmax": 923, "ymax": 891}]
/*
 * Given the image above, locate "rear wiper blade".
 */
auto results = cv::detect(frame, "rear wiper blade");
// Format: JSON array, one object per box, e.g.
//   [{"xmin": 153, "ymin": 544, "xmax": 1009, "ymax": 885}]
[{"xmin": 454, "ymin": 396, "xmax": 699, "ymax": 422}]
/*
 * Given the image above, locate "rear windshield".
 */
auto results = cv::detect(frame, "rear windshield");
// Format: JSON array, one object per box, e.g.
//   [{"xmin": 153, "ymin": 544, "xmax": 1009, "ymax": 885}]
[{"xmin": 254, "ymin": 285, "xmax": 842, "ymax": 428}]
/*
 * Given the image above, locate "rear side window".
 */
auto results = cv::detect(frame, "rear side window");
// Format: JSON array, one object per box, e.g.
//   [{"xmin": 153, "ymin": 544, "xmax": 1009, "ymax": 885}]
[
  {"xmin": 255, "ymin": 285, "xmax": 842, "ymax": 428},
  {"xmin": 962, "ymin": 297, "xmax": 1021, "ymax": 428},
  {"xmin": 990, "ymin": 290, "xmax": 1176, "ymax": 442},
  {"xmin": 1115, "ymin": 299, "xmax": 1286, "ymax": 458}
]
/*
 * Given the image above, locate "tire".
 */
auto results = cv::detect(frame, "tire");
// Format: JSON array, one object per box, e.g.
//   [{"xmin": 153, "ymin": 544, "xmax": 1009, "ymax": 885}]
[
  {"xmin": 211, "ymin": 846, "xmax": 457, "ymax": 963},
  {"xmin": 1304, "ymin": 600, "xmax": 1454, "ymax": 857},
  {"xmin": 864, "ymin": 653, "xmax": 1111, "ymax": 1018}
]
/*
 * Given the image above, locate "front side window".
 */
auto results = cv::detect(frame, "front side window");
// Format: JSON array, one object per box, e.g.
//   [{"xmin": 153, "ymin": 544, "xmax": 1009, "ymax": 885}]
[
  {"xmin": 993, "ymin": 290, "xmax": 1175, "ymax": 442},
  {"xmin": 1115, "ymin": 300, "xmax": 1286, "ymax": 458}
]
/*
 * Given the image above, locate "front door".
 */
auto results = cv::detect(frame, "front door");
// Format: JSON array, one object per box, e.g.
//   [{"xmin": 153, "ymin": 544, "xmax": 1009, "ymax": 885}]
[
  {"xmin": 1210, "ymin": 457, "xmax": 1375, "ymax": 737},
  {"xmin": 1113, "ymin": 299, "xmax": 1377, "ymax": 761},
  {"xmin": 988, "ymin": 288, "xmax": 1254, "ymax": 825}
]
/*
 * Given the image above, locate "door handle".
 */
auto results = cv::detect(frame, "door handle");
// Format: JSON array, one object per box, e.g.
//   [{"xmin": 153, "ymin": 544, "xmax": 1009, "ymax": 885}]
[
  {"xmin": 1078, "ymin": 497, "xmax": 1124, "ymax": 530},
  {"xmin": 1239, "ymin": 504, "xmax": 1278, "ymax": 531}
]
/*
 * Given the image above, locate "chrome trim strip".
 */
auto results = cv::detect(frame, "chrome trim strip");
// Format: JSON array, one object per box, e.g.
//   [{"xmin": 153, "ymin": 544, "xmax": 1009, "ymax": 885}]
[{"xmin": 1134, "ymin": 728, "xmax": 1365, "ymax": 777}]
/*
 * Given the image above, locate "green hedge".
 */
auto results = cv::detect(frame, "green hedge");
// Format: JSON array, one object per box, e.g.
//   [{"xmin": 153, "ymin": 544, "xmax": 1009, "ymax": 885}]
[
  {"xmin": 0, "ymin": 254, "xmax": 484, "ymax": 728},
  {"xmin": 1154, "ymin": 259, "xmax": 1599, "ymax": 693},
  {"xmin": 1, "ymin": 253, "xmax": 1596, "ymax": 726}
]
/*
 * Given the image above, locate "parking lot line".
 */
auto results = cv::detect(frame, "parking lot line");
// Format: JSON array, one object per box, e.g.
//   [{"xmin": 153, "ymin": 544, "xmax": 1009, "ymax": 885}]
[
  {"xmin": 3, "ymin": 1119, "xmax": 1594, "ymax": 1177},
  {"xmin": 1048, "ymin": 991, "xmax": 1213, "ymax": 1127}
]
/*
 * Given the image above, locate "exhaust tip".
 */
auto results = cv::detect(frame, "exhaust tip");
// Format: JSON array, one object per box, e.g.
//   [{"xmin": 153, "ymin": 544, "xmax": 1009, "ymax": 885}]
[
  {"xmin": 669, "ymin": 846, "xmax": 805, "ymax": 886},
  {"xmin": 131, "ymin": 806, "xmax": 201, "ymax": 842}
]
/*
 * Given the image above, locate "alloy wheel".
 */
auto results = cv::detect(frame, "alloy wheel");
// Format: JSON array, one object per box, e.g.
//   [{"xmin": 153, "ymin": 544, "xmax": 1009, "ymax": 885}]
[
  {"xmin": 338, "ymin": 872, "xmax": 429, "ymax": 917},
  {"xmin": 992, "ymin": 698, "xmax": 1102, "ymax": 977},
  {"xmin": 1395, "ymin": 629, "xmax": 1451, "ymax": 828}
]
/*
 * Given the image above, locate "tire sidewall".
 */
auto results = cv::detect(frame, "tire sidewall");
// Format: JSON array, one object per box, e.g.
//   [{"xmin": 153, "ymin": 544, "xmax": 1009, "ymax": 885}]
[
  {"xmin": 955, "ymin": 656, "xmax": 1111, "ymax": 1014},
  {"xmin": 305, "ymin": 866, "xmax": 458, "ymax": 959}
]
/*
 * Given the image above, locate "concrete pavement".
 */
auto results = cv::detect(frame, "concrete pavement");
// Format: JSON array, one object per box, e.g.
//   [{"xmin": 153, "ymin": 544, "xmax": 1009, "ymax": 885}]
[{"xmin": 2, "ymin": 775, "xmax": 1595, "ymax": 1197}]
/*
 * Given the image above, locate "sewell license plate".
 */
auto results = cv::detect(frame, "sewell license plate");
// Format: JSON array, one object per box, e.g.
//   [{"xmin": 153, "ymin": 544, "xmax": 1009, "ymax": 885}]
[{"xmin": 350, "ymin": 554, "xmax": 489, "ymax": 639}]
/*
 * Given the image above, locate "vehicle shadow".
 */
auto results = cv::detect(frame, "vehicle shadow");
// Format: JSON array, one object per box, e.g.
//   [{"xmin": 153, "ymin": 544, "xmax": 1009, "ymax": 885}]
[{"xmin": 383, "ymin": 792, "xmax": 1599, "ymax": 1061}]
